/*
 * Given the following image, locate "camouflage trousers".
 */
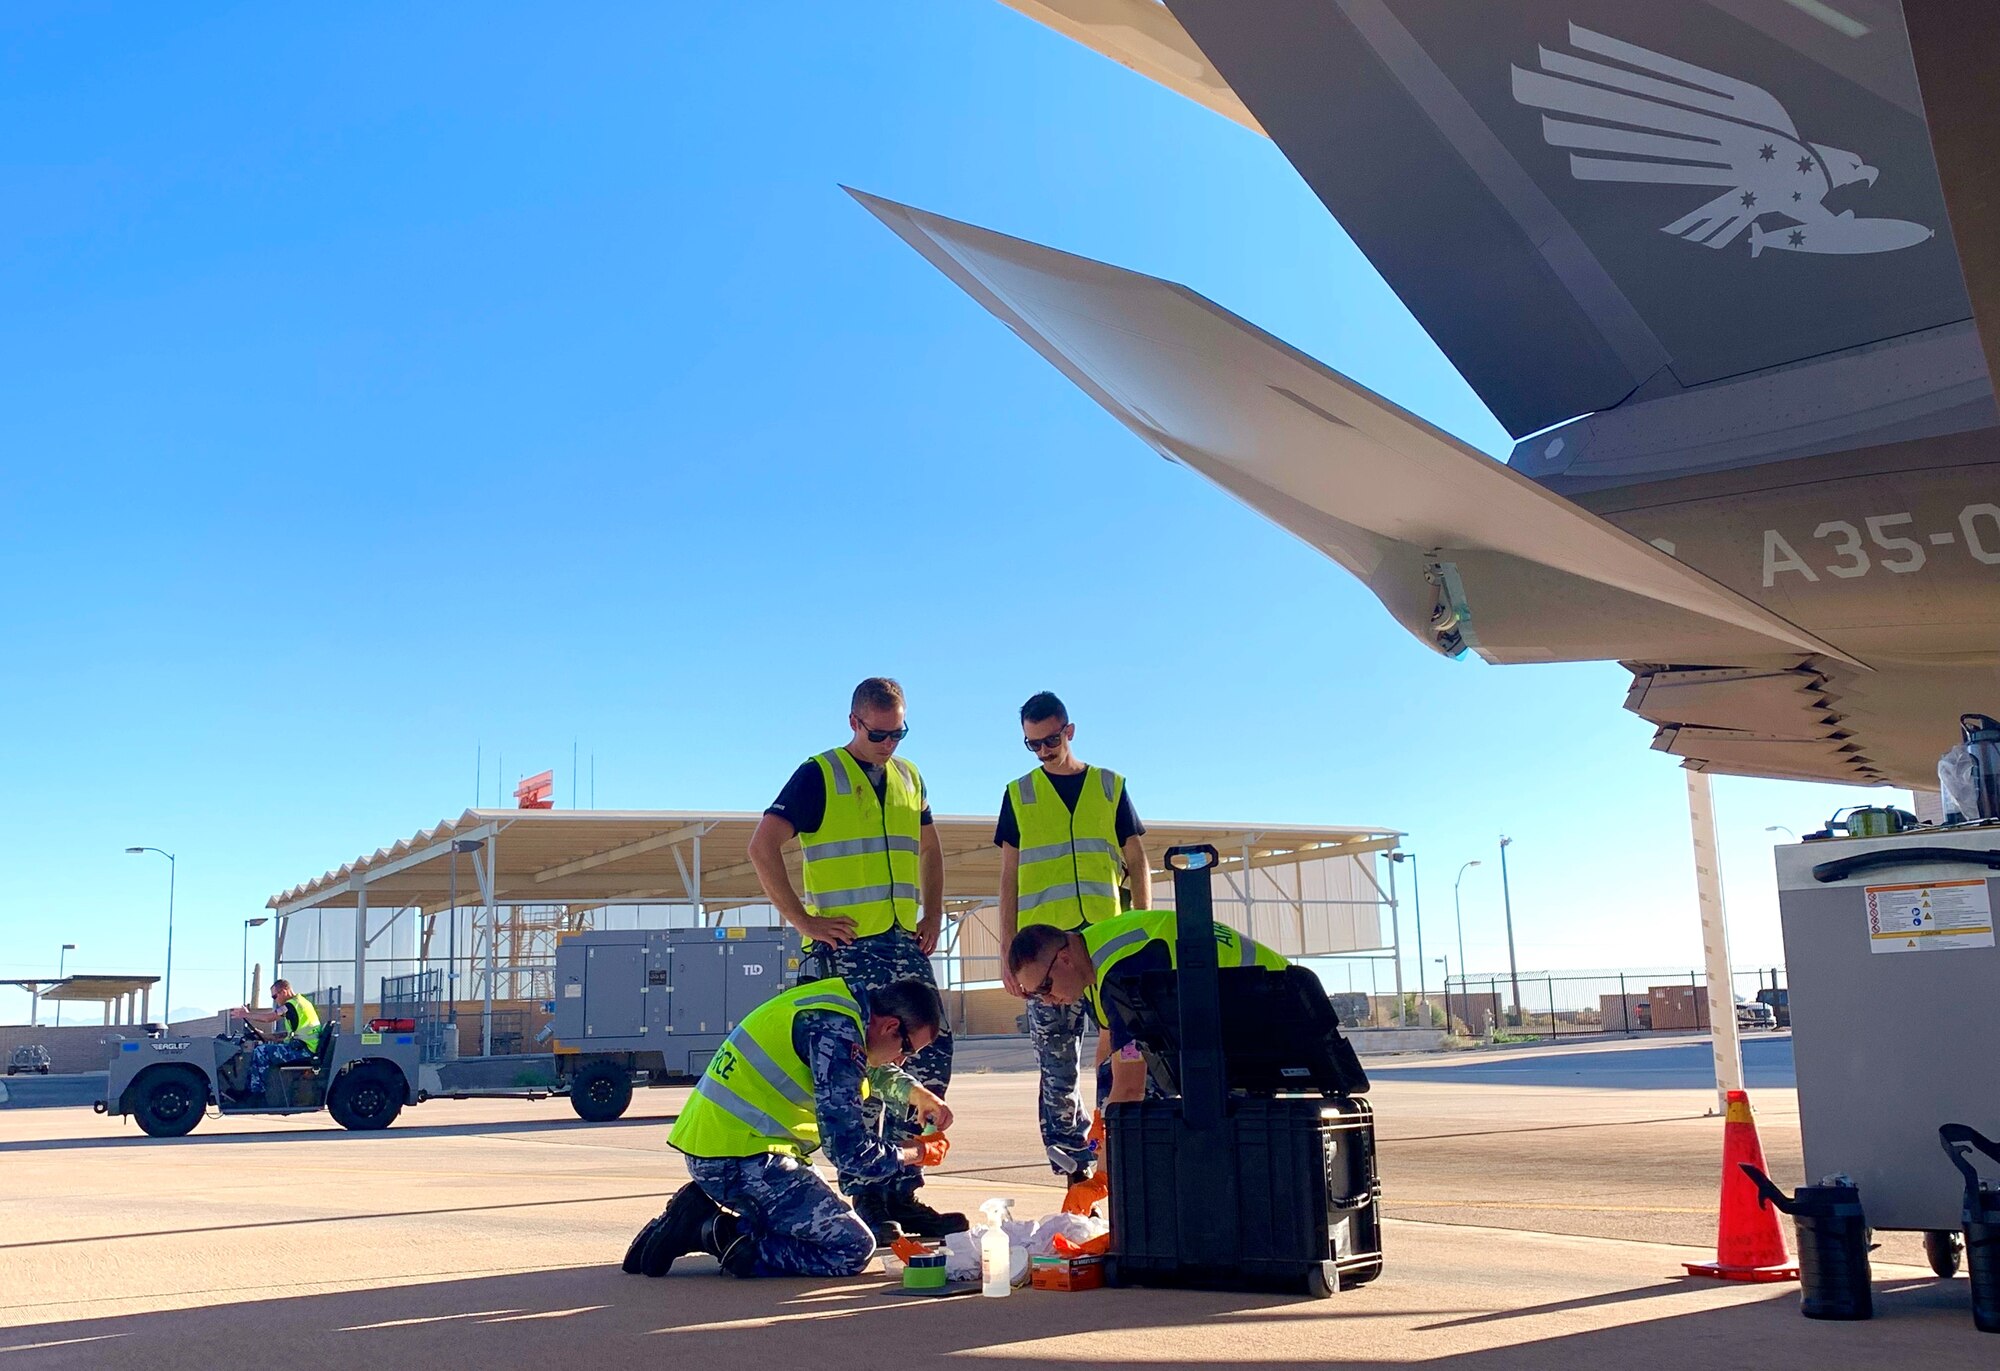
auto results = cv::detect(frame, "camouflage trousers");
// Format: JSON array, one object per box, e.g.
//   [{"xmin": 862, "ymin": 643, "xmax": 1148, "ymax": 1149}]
[
  {"xmin": 1027, "ymin": 998, "xmax": 1096, "ymax": 1175},
  {"xmin": 797, "ymin": 927, "xmax": 951, "ymax": 1193},
  {"xmin": 686, "ymin": 1154, "xmax": 875, "ymax": 1278},
  {"xmin": 244, "ymin": 1040, "xmax": 312, "ymax": 1093}
]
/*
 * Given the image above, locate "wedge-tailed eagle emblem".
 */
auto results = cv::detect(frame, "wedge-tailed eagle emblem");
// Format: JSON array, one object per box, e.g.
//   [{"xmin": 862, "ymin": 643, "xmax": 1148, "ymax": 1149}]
[{"xmin": 1512, "ymin": 24, "xmax": 1933, "ymax": 258}]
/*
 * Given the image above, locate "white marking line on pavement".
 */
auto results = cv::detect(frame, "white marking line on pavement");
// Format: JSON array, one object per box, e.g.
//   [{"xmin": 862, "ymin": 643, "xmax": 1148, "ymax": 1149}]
[
  {"xmin": 338, "ymin": 1310, "xmax": 524, "ymax": 1331},
  {"xmin": 656, "ymin": 1293, "xmax": 944, "ymax": 1334},
  {"xmin": 0, "ymin": 1334, "xmax": 130, "ymax": 1353},
  {"xmin": 477, "ymin": 1306, "xmax": 608, "ymax": 1323}
]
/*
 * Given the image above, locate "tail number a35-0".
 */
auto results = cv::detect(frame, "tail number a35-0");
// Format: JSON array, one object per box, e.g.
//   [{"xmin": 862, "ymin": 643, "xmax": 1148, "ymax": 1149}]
[{"xmin": 1763, "ymin": 506, "xmax": 2000, "ymax": 586}]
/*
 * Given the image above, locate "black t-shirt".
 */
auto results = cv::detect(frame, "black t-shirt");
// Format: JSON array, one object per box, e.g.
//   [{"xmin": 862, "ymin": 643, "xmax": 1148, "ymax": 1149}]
[
  {"xmin": 765, "ymin": 750, "xmax": 935, "ymax": 835},
  {"xmin": 993, "ymin": 768, "xmax": 1144, "ymax": 849}
]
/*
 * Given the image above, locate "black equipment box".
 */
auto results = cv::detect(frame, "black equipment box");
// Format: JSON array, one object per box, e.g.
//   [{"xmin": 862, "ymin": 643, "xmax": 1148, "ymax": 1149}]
[
  {"xmin": 1107, "ymin": 1094, "xmax": 1381, "ymax": 1295},
  {"xmin": 1102, "ymin": 844, "xmax": 1383, "ymax": 1298}
]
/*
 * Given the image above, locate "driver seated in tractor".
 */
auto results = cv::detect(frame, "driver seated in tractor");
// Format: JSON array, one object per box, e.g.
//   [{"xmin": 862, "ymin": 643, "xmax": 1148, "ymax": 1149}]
[{"xmin": 231, "ymin": 980, "xmax": 323, "ymax": 1104}]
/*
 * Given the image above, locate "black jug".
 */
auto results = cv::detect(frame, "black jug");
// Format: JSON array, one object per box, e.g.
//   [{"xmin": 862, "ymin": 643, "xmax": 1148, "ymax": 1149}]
[
  {"xmin": 1940, "ymin": 1124, "xmax": 2000, "ymax": 1334},
  {"xmin": 1964, "ymin": 715, "xmax": 2000, "ymax": 822},
  {"xmin": 1740, "ymin": 1164, "xmax": 1871, "ymax": 1320}
]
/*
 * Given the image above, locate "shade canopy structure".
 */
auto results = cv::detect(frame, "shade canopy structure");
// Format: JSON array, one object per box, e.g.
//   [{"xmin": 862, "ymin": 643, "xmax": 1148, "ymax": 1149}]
[
  {"xmin": 267, "ymin": 808, "xmax": 1404, "ymax": 1025},
  {"xmin": 3, "ymin": 975, "xmax": 160, "ymax": 1027}
]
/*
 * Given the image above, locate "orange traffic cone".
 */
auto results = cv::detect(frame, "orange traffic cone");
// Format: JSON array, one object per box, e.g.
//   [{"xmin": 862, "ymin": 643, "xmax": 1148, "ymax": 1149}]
[{"xmin": 1685, "ymin": 1089, "xmax": 1800, "ymax": 1282}]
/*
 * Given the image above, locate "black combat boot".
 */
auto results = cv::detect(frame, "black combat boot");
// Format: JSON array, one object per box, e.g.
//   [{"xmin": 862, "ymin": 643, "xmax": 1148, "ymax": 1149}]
[
  {"xmin": 624, "ymin": 1182, "xmax": 721, "ymax": 1277},
  {"xmin": 884, "ymin": 1185, "xmax": 969, "ymax": 1238},
  {"xmin": 849, "ymin": 1188, "xmax": 906, "ymax": 1247},
  {"xmin": 704, "ymin": 1210, "xmax": 758, "ymax": 1277}
]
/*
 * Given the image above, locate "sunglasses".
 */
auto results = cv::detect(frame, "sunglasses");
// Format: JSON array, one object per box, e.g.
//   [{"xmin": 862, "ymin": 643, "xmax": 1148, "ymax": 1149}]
[
  {"xmin": 1026, "ymin": 949, "xmax": 1063, "ymax": 998},
  {"xmin": 1023, "ymin": 728, "xmax": 1067, "ymax": 753},
  {"xmin": 856, "ymin": 720, "xmax": 911, "ymax": 744},
  {"xmin": 895, "ymin": 1020, "xmax": 916, "ymax": 1058}
]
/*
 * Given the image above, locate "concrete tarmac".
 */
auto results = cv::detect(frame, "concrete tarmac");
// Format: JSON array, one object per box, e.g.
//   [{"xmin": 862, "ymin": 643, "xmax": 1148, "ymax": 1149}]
[{"xmin": 2, "ymin": 1036, "xmax": 1989, "ymax": 1367}]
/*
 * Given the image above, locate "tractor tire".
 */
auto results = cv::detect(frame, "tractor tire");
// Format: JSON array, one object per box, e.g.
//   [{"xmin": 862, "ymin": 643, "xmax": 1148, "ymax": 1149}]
[
  {"xmin": 569, "ymin": 1060, "xmax": 633, "ymax": 1122},
  {"xmin": 328, "ymin": 1064, "xmax": 405, "ymax": 1131},
  {"xmin": 134, "ymin": 1068, "xmax": 207, "ymax": 1138},
  {"xmin": 1925, "ymin": 1229, "xmax": 1964, "ymax": 1278}
]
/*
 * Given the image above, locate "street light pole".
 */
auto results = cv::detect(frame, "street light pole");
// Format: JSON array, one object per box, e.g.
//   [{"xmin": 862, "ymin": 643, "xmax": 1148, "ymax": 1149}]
[
  {"xmin": 1391, "ymin": 852, "xmax": 1427, "ymax": 1024},
  {"xmin": 242, "ymin": 917, "xmax": 269, "ymax": 1004},
  {"xmin": 1454, "ymin": 860, "xmax": 1481, "ymax": 1033},
  {"xmin": 125, "ymin": 848, "xmax": 177, "ymax": 1024},
  {"xmin": 1436, "ymin": 956, "xmax": 1451, "ymax": 1035},
  {"xmin": 54, "ymin": 943, "xmax": 76, "ymax": 1027},
  {"xmin": 1499, "ymin": 836, "xmax": 1522, "ymax": 1026}
]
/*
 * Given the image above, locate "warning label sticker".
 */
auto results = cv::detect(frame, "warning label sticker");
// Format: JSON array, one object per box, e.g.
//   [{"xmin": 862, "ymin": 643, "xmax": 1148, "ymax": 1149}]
[{"xmin": 1864, "ymin": 879, "xmax": 1996, "ymax": 954}]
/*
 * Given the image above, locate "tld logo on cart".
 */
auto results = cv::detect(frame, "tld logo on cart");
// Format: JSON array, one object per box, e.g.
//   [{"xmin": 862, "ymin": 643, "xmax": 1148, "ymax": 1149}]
[{"xmin": 1863, "ymin": 879, "xmax": 1996, "ymax": 954}]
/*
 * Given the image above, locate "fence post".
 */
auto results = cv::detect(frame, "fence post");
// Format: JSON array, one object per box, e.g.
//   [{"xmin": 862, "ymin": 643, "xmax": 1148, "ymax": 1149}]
[
  {"xmin": 1691, "ymin": 971, "xmax": 1702, "ymax": 1029},
  {"xmin": 1548, "ymin": 975, "xmax": 1558, "ymax": 1040},
  {"xmin": 1619, "ymin": 973, "xmax": 1630, "ymax": 1034}
]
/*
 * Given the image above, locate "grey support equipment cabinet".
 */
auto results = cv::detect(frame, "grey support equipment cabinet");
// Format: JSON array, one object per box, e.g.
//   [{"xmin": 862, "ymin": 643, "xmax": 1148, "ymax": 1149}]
[
  {"xmin": 550, "ymin": 926, "xmax": 801, "ymax": 1121},
  {"xmin": 1776, "ymin": 828, "xmax": 2000, "ymax": 1273}
]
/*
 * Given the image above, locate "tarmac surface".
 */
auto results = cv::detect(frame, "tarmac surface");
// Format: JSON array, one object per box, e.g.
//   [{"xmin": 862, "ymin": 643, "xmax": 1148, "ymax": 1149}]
[{"xmin": 4, "ymin": 1033, "xmax": 1991, "ymax": 1367}]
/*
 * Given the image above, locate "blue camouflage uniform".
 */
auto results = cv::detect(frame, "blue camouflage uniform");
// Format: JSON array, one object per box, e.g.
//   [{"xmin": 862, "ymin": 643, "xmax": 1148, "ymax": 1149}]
[
  {"xmin": 1027, "ymin": 997, "xmax": 1098, "ymax": 1175},
  {"xmin": 797, "ymin": 928, "xmax": 950, "ymax": 1196},
  {"xmin": 686, "ymin": 1005, "xmax": 919, "ymax": 1277}
]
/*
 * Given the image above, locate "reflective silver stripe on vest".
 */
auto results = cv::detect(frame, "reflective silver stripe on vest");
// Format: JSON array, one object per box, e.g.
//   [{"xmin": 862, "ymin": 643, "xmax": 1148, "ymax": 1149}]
[
  {"xmin": 1018, "ymin": 838, "xmax": 1116, "ymax": 865},
  {"xmin": 821, "ymin": 750, "xmax": 851, "ymax": 796},
  {"xmin": 1234, "ymin": 935, "xmax": 1254, "ymax": 966},
  {"xmin": 1019, "ymin": 771, "xmax": 1038, "ymax": 805},
  {"xmin": 727, "ymin": 1030, "xmax": 813, "ymax": 1108},
  {"xmin": 1100, "ymin": 768, "xmax": 1117, "ymax": 800},
  {"xmin": 893, "ymin": 758, "xmax": 917, "ymax": 791},
  {"xmin": 1019, "ymin": 881, "xmax": 1118, "ymax": 912},
  {"xmin": 692, "ymin": 1074, "xmax": 795, "ymax": 1141},
  {"xmin": 811, "ymin": 882, "xmax": 919, "ymax": 910},
  {"xmin": 1088, "ymin": 928, "xmax": 1151, "ymax": 966},
  {"xmin": 801, "ymin": 834, "xmax": 921, "ymax": 860}
]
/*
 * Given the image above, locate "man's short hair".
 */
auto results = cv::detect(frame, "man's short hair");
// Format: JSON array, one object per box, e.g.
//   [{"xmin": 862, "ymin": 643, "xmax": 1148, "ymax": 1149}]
[
  {"xmin": 271, "ymin": 979, "xmax": 292, "ymax": 994},
  {"xmin": 1020, "ymin": 691, "xmax": 1067, "ymax": 726},
  {"xmin": 1007, "ymin": 924, "xmax": 1068, "ymax": 973},
  {"xmin": 852, "ymin": 677, "xmax": 906, "ymax": 715},
  {"xmin": 870, "ymin": 978, "xmax": 945, "ymax": 1035}
]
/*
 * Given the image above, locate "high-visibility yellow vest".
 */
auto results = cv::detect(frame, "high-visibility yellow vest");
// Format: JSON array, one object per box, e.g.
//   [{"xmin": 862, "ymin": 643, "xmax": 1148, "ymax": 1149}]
[
  {"xmin": 1010, "ymin": 765, "xmax": 1125, "ymax": 930},
  {"xmin": 798, "ymin": 748, "xmax": 924, "ymax": 942},
  {"xmin": 668, "ymin": 978, "xmax": 864, "ymax": 1159},
  {"xmin": 1082, "ymin": 910, "xmax": 1288, "ymax": 1026},
  {"xmin": 286, "ymin": 993, "xmax": 322, "ymax": 1051}
]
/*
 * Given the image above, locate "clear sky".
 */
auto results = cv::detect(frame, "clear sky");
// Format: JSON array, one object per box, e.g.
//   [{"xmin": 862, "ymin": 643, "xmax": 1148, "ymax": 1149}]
[{"xmin": 0, "ymin": 2, "xmax": 1898, "ymax": 1021}]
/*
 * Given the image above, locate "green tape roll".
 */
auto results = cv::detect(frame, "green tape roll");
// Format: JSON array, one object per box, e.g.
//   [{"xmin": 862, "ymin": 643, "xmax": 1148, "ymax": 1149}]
[{"xmin": 903, "ymin": 1263, "xmax": 949, "ymax": 1290}]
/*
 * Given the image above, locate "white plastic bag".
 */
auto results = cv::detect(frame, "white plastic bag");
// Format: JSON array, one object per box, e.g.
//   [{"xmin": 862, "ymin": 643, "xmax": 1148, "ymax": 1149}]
[{"xmin": 1025, "ymin": 1211, "xmax": 1108, "ymax": 1257}]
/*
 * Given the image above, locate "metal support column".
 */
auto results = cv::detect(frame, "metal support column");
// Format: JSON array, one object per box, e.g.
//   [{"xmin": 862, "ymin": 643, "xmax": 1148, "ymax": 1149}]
[
  {"xmin": 353, "ymin": 884, "xmax": 369, "ymax": 1031},
  {"xmin": 1685, "ymin": 769, "xmax": 1744, "ymax": 1113},
  {"xmin": 473, "ymin": 839, "xmax": 498, "ymax": 1056}
]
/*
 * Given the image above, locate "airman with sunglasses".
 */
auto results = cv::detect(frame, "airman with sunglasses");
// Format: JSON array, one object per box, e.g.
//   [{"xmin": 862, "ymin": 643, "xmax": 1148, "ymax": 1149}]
[
  {"xmin": 995, "ymin": 690, "xmax": 1150, "ymax": 1186},
  {"xmin": 748, "ymin": 676, "xmax": 960, "ymax": 1242}
]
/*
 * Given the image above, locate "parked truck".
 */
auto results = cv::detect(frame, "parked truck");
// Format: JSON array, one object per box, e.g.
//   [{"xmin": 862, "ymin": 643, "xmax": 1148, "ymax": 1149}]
[{"xmin": 550, "ymin": 925, "xmax": 801, "ymax": 1121}]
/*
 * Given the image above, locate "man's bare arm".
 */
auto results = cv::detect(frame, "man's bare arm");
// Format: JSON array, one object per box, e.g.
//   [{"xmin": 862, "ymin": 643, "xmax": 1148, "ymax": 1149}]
[
  {"xmin": 997, "ymin": 843, "xmax": 1024, "ymax": 996},
  {"xmin": 1123, "ymin": 835, "xmax": 1153, "ymax": 911},
  {"xmin": 749, "ymin": 813, "xmax": 855, "ymax": 947},
  {"xmin": 916, "ymin": 824, "xmax": 946, "ymax": 954}
]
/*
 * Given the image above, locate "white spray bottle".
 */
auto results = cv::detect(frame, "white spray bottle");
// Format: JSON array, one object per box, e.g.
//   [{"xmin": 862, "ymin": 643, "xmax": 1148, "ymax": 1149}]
[{"xmin": 979, "ymin": 1197, "xmax": 1015, "ymax": 1297}]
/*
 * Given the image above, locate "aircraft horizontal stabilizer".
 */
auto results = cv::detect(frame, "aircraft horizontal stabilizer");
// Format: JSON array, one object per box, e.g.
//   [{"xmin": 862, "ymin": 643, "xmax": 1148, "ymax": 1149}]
[{"xmin": 852, "ymin": 189, "xmax": 1861, "ymax": 670}]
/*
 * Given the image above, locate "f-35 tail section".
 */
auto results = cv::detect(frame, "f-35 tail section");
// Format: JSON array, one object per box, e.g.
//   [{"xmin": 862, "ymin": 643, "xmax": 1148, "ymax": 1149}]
[{"xmin": 852, "ymin": 188, "xmax": 1860, "ymax": 672}]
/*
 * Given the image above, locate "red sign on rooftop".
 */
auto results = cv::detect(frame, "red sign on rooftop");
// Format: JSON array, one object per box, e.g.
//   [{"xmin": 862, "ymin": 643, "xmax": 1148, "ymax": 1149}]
[{"xmin": 514, "ymin": 770, "xmax": 555, "ymax": 809}]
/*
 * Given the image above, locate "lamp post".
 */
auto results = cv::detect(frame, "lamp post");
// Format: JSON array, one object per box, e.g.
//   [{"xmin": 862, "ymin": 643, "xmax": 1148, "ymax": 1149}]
[
  {"xmin": 1390, "ymin": 851, "xmax": 1427, "ymax": 1024},
  {"xmin": 1499, "ymin": 836, "xmax": 1522, "ymax": 1026},
  {"xmin": 1436, "ymin": 955, "xmax": 1451, "ymax": 1034},
  {"xmin": 54, "ymin": 943, "xmax": 76, "ymax": 1027},
  {"xmin": 1765, "ymin": 825, "xmax": 1797, "ymax": 841},
  {"xmin": 242, "ymin": 917, "xmax": 269, "ymax": 1004},
  {"xmin": 125, "ymin": 848, "xmax": 177, "ymax": 1024}
]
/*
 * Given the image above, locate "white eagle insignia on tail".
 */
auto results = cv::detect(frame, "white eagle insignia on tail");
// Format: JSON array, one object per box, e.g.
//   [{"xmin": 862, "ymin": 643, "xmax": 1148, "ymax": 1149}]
[{"xmin": 1512, "ymin": 24, "xmax": 1933, "ymax": 258}]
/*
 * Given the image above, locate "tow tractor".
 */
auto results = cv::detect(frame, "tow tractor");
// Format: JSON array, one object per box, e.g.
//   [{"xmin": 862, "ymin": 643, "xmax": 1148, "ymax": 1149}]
[{"xmin": 97, "ymin": 1012, "xmax": 423, "ymax": 1138}]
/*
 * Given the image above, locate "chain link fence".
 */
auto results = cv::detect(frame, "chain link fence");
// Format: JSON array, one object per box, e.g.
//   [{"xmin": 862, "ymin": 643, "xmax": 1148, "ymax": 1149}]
[{"xmin": 1421, "ymin": 967, "xmax": 1789, "ymax": 1039}]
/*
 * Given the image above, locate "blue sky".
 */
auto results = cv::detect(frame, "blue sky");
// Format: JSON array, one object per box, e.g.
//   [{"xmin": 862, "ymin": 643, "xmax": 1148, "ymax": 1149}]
[{"xmin": 0, "ymin": 2, "xmax": 1892, "ymax": 1020}]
